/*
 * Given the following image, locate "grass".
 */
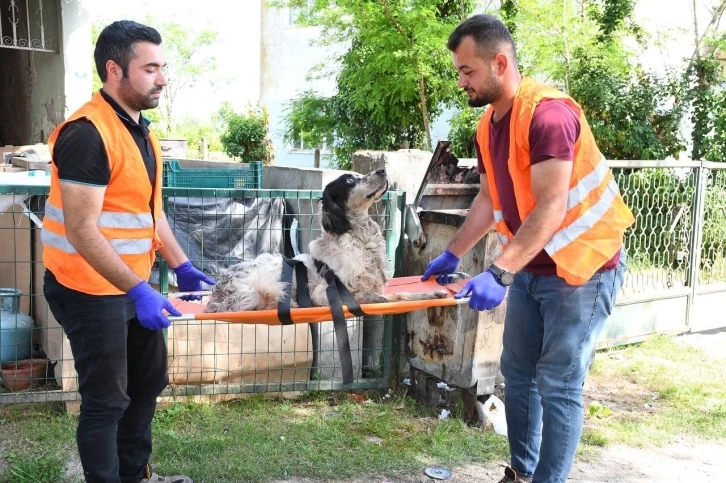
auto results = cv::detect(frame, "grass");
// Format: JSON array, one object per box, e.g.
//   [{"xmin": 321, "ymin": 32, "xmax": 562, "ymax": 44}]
[
  {"xmin": 1, "ymin": 334, "xmax": 723, "ymax": 482},
  {"xmin": 0, "ymin": 403, "xmax": 76, "ymax": 483},
  {"xmin": 582, "ymin": 335, "xmax": 726, "ymax": 450},
  {"xmin": 0, "ymin": 391, "xmax": 508, "ymax": 483}
]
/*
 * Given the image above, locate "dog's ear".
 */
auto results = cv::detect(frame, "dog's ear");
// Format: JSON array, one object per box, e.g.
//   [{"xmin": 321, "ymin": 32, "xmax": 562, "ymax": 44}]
[{"xmin": 320, "ymin": 190, "xmax": 351, "ymax": 235}]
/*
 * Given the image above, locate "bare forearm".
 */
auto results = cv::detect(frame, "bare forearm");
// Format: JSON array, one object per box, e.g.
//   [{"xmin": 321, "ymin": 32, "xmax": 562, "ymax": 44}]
[
  {"xmin": 493, "ymin": 203, "xmax": 565, "ymax": 273},
  {"xmin": 156, "ymin": 215, "xmax": 188, "ymax": 269},
  {"xmin": 448, "ymin": 191, "xmax": 495, "ymax": 258},
  {"xmin": 67, "ymin": 226, "xmax": 143, "ymax": 292}
]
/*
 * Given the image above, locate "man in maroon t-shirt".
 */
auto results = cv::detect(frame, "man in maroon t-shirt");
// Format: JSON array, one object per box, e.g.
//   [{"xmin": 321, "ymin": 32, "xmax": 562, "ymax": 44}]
[
  {"xmin": 473, "ymin": 99, "xmax": 620, "ymax": 275},
  {"xmin": 422, "ymin": 14, "xmax": 628, "ymax": 483}
]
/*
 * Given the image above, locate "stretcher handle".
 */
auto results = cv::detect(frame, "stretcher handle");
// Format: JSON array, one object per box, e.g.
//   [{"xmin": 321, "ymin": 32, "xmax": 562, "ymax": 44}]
[
  {"xmin": 167, "ymin": 290, "xmax": 212, "ymax": 299},
  {"xmin": 435, "ymin": 271, "xmax": 471, "ymax": 285}
]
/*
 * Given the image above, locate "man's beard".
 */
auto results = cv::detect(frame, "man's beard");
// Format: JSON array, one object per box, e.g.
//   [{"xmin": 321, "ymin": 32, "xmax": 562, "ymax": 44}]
[
  {"xmin": 119, "ymin": 77, "xmax": 161, "ymax": 112},
  {"xmin": 466, "ymin": 73, "xmax": 503, "ymax": 107},
  {"xmin": 467, "ymin": 83, "xmax": 503, "ymax": 108}
]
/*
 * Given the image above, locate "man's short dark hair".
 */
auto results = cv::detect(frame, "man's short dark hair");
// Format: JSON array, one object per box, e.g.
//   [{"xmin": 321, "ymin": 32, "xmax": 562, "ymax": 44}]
[
  {"xmin": 94, "ymin": 20, "xmax": 162, "ymax": 82},
  {"xmin": 447, "ymin": 14, "xmax": 516, "ymax": 63}
]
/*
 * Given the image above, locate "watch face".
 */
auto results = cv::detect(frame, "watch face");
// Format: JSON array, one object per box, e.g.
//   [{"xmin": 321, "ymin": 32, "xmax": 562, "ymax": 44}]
[{"xmin": 500, "ymin": 272, "xmax": 514, "ymax": 286}]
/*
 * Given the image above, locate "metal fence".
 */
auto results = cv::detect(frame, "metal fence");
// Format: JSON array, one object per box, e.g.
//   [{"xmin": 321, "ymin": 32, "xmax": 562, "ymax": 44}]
[
  {"xmin": 599, "ymin": 161, "xmax": 726, "ymax": 345},
  {"xmin": 2, "ymin": 160, "xmax": 726, "ymax": 403},
  {"xmin": 608, "ymin": 161, "xmax": 726, "ymax": 294},
  {"xmin": 0, "ymin": 185, "xmax": 405, "ymax": 404}
]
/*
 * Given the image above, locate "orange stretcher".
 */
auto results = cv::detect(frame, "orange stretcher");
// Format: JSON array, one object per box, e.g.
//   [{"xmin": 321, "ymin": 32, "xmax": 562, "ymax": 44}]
[{"xmin": 167, "ymin": 275, "xmax": 471, "ymax": 325}]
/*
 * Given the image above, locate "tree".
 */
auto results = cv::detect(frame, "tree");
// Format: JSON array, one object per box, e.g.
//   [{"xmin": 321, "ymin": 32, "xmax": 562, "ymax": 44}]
[
  {"xmin": 153, "ymin": 21, "xmax": 219, "ymax": 136},
  {"xmin": 219, "ymin": 103, "xmax": 274, "ymax": 164},
  {"xmin": 449, "ymin": 0, "xmax": 686, "ymax": 161},
  {"xmin": 90, "ymin": 19, "xmax": 219, "ymax": 136},
  {"xmin": 277, "ymin": 0, "xmax": 474, "ymax": 168}
]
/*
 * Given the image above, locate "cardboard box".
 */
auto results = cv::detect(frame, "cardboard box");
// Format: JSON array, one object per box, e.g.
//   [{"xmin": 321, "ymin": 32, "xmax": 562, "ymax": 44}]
[
  {"xmin": 0, "ymin": 165, "xmax": 25, "ymax": 172},
  {"xmin": 11, "ymin": 156, "xmax": 51, "ymax": 172},
  {"xmin": 1, "ymin": 145, "xmax": 16, "ymax": 164}
]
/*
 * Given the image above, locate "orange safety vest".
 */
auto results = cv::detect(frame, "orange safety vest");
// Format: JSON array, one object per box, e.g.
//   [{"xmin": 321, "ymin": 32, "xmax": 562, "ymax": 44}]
[
  {"xmin": 42, "ymin": 91, "xmax": 165, "ymax": 295},
  {"xmin": 477, "ymin": 76, "xmax": 635, "ymax": 285}
]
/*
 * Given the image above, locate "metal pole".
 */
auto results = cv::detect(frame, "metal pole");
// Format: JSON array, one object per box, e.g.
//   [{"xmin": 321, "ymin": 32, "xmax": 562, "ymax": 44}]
[{"xmin": 687, "ymin": 161, "xmax": 708, "ymax": 329}]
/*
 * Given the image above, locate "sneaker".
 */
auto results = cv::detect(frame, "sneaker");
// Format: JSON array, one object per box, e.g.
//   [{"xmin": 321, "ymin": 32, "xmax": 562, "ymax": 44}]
[
  {"xmin": 138, "ymin": 464, "xmax": 193, "ymax": 483},
  {"xmin": 497, "ymin": 466, "xmax": 533, "ymax": 483}
]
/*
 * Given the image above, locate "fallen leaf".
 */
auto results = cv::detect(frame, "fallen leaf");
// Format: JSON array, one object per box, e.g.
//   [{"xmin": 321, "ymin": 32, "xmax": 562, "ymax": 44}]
[{"xmin": 366, "ymin": 436, "xmax": 384, "ymax": 446}]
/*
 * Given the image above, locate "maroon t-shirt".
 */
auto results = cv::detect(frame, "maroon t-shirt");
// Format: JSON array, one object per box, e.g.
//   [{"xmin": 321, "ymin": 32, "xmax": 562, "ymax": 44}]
[{"xmin": 475, "ymin": 99, "xmax": 619, "ymax": 275}]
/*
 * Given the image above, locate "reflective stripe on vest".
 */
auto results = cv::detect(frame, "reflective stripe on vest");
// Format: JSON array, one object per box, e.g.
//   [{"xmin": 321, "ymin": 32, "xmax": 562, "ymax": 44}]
[
  {"xmin": 41, "ymin": 230, "xmax": 152, "ymax": 255},
  {"xmin": 492, "ymin": 210, "xmax": 510, "ymax": 245},
  {"xmin": 42, "ymin": 202, "xmax": 154, "ymax": 255},
  {"xmin": 44, "ymin": 202, "xmax": 153, "ymax": 229},
  {"xmin": 566, "ymin": 156, "xmax": 609, "ymax": 211},
  {"xmin": 545, "ymin": 178, "xmax": 620, "ymax": 255}
]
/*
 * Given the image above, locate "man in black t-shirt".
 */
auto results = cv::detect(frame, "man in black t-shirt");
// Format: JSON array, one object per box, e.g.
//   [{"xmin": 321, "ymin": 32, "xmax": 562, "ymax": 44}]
[{"xmin": 43, "ymin": 21, "xmax": 214, "ymax": 483}]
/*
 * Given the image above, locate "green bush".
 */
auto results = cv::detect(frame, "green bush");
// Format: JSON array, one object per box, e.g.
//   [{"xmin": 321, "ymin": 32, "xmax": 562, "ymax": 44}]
[
  {"xmin": 220, "ymin": 104, "xmax": 273, "ymax": 164},
  {"xmin": 448, "ymin": 105, "xmax": 484, "ymax": 159}
]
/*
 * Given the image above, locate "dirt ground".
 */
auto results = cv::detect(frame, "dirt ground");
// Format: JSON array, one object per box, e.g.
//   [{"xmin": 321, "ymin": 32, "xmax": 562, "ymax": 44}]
[
  {"xmin": 277, "ymin": 329, "xmax": 726, "ymax": 483},
  {"xmin": 274, "ymin": 439, "xmax": 725, "ymax": 482}
]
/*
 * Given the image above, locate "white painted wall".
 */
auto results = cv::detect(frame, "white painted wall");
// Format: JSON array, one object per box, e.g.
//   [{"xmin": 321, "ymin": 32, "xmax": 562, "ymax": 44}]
[
  {"xmin": 259, "ymin": 3, "xmax": 346, "ymax": 168},
  {"xmin": 61, "ymin": 0, "xmax": 92, "ymax": 118}
]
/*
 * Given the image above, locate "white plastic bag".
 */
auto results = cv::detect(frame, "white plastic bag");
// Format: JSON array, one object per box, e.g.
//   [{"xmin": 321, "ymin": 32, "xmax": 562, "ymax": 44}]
[{"xmin": 482, "ymin": 395, "xmax": 508, "ymax": 436}]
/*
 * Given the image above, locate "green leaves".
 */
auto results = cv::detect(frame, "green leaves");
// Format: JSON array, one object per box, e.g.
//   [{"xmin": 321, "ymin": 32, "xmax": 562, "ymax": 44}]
[
  {"xmin": 276, "ymin": 0, "xmax": 474, "ymax": 168},
  {"xmin": 220, "ymin": 104, "xmax": 274, "ymax": 164}
]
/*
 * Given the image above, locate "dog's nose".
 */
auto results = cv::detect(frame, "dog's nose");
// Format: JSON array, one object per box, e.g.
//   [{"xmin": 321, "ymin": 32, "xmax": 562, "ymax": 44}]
[{"xmin": 376, "ymin": 168, "xmax": 386, "ymax": 175}]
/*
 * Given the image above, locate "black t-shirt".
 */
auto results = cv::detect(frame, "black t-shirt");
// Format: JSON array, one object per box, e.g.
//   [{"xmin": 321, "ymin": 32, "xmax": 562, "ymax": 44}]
[{"xmin": 52, "ymin": 90, "xmax": 156, "ymax": 187}]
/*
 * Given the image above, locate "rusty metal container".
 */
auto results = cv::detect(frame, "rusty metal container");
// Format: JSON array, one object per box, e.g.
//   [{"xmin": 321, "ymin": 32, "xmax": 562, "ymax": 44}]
[{"xmin": 403, "ymin": 141, "xmax": 506, "ymax": 424}]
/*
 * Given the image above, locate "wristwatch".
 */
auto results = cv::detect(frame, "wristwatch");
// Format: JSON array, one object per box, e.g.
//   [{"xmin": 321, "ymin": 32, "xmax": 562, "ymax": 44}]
[{"xmin": 487, "ymin": 263, "xmax": 514, "ymax": 286}]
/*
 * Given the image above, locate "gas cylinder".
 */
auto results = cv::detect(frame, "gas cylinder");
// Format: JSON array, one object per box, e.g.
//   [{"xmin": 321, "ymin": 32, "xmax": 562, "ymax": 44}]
[{"xmin": 0, "ymin": 288, "xmax": 33, "ymax": 363}]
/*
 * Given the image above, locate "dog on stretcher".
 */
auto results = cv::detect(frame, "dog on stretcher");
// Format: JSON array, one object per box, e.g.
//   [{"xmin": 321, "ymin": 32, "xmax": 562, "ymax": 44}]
[{"xmin": 204, "ymin": 168, "xmax": 448, "ymax": 313}]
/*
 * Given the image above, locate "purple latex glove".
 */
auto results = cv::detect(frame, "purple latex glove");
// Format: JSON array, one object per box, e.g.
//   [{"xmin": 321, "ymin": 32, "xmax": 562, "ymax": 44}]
[
  {"xmin": 454, "ymin": 270, "xmax": 507, "ymax": 311},
  {"xmin": 421, "ymin": 250, "xmax": 460, "ymax": 281},
  {"xmin": 128, "ymin": 281, "xmax": 181, "ymax": 330},
  {"xmin": 173, "ymin": 261, "xmax": 216, "ymax": 300}
]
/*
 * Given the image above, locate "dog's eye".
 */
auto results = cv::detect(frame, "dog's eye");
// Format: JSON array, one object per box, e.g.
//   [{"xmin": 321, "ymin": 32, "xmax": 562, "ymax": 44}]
[{"xmin": 346, "ymin": 177, "xmax": 356, "ymax": 185}]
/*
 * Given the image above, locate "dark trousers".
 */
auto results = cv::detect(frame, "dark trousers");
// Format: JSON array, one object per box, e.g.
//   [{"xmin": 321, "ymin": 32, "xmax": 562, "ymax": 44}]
[{"xmin": 44, "ymin": 269, "xmax": 168, "ymax": 483}]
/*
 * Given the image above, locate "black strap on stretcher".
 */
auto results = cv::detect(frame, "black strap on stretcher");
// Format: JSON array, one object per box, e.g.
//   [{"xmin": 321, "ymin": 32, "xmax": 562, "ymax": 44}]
[
  {"xmin": 278, "ymin": 256, "xmax": 313, "ymax": 324},
  {"xmin": 276, "ymin": 255, "xmax": 365, "ymax": 384}
]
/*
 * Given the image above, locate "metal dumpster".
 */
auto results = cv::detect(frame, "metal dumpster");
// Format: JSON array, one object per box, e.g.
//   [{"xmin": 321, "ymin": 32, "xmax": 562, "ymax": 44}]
[{"xmin": 403, "ymin": 141, "xmax": 506, "ymax": 426}]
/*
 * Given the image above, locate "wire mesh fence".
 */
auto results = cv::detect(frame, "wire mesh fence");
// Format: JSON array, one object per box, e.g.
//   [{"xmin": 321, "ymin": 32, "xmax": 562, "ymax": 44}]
[
  {"xmin": 698, "ymin": 164, "xmax": 726, "ymax": 285},
  {"xmin": 2, "ymin": 161, "xmax": 726, "ymax": 403},
  {"xmin": 0, "ymin": 184, "xmax": 404, "ymax": 403},
  {"xmin": 611, "ymin": 162, "xmax": 698, "ymax": 295},
  {"xmin": 609, "ymin": 161, "xmax": 726, "ymax": 296}
]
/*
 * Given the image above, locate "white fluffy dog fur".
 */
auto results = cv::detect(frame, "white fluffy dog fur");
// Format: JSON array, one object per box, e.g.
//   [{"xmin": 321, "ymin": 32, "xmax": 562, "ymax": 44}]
[{"xmin": 204, "ymin": 168, "xmax": 447, "ymax": 313}]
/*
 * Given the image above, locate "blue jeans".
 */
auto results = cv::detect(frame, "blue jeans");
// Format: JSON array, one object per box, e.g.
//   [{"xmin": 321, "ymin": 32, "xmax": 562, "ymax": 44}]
[{"xmin": 500, "ymin": 251, "xmax": 626, "ymax": 482}]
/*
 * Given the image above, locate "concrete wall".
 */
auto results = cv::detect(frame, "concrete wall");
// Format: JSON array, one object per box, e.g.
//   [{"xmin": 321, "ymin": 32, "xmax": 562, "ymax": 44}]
[{"xmin": 352, "ymin": 150, "xmax": 435, "ymax": 206}]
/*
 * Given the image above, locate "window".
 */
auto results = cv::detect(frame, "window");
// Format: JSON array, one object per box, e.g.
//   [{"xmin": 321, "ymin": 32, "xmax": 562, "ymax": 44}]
[
  {"xmin": 289, "ymin": 100, "xmax": 328, "ymax": 152},
  {"xmin": 288, "ymin": 0, "xmax": 314, "ymax": 26}
]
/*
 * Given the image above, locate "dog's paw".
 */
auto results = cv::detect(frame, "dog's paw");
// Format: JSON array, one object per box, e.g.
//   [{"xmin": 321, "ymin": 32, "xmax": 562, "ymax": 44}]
[{"xmin": 432, "ymin": 290, "xmax": 449, "ymax": 299}]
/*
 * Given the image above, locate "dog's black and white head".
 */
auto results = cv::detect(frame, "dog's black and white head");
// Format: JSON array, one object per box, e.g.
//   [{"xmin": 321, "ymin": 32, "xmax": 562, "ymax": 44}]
[{"xmin": 320, "ymin": 168, "xmax": 389, "ymax": 235}]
